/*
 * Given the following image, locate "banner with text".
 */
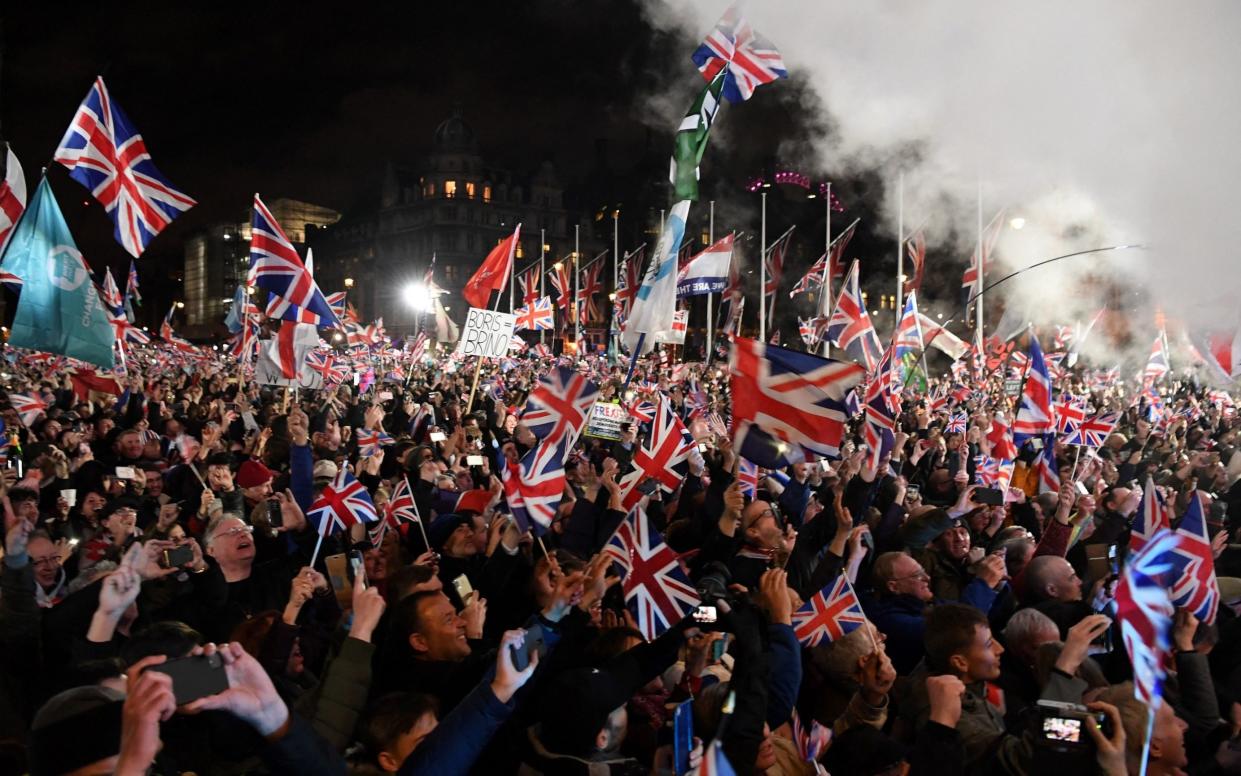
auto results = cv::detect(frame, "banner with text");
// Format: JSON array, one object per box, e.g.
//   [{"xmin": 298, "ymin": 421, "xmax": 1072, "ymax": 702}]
[{"xmin": 455, "ymin": 308, "xmax": 516, "ymax": 359}]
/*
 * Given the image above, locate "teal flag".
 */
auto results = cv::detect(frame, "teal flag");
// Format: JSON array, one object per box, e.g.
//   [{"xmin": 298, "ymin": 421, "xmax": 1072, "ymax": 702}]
[{"xmin": 1, "ymin": 179, "xmax": 116, "ymax": 369}]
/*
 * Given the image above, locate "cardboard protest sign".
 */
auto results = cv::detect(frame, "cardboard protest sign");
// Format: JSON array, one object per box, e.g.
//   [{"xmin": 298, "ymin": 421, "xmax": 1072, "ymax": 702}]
[
  {"xmin": 455, "ymin": 308, "xmax": 516, "ymax": 359},
  {"xmin": 585, "ymin": 401, "xmax": 627, "ymax": 440}
]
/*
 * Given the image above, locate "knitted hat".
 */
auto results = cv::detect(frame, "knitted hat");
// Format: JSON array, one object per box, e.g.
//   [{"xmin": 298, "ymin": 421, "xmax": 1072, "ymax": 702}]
[
  {"xmin": 236, "ymin": 459, "xmax": 274, "ymax": 489},
  {"xmin": 30, "ymin": 686, "xmax": 124, "ymax": 776}
]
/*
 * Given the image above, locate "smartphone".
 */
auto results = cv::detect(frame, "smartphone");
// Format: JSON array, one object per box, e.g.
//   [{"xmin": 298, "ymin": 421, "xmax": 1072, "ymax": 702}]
[
  {"xmin": 672, "ymin": 699, "xmax": 694, "ymax": 776},
  {"xmin": 379, "ymin": 391, "xmax": 394, "ymax": 402},
  {"xmin": 711, "ymin": 634, "xmax": 729, "ymax": 662},
  {"xmin": 508, "ymin": 624, "xmax": 547, "ymax": 672},
  {"xmin": 324, "ymin": 553, "xmax": 353, "ymax": 608},
  {"xmin": 114, "ymin": 466, "xmax": 137, "ymax": 480},
  {"xmin": 161, "ymin": 545, "xmax": 195, "ymax": 569},
  {"xmin": 974, "ymin": 487, "xmax": 1005, "ymax": 506},
  {"xmin": 697, "ymin": 443, "xmax": 708, "ymax": 453},
  {"xmin": 452, "ymin": 574, "xmax": 474, "ymax": 606},
  {"xmin": 692, "ymin": 605, "xmax": 717, "ymax": 624},
  {"xmin": 348, "ymin": 549, "xmax": 366, "ymax": 589},
  {"xmin": 267, "ymin": 499, "xmax": 283, "ymax": 528},
  {"xmin": 148, "ymin": 653, "xmax": 229, "ymax": 706},
  {"xmin": 62, "ymin": 489, "xmax": 77, "ymax": 507},
  {"xmin": 1074, "ymin": 481, "xmax": 1090, "ymax": 496},
  {"xmin": 637, "ymin": 478, "xmax": 660, "ymax": 496},
  {"xmin": 466, "ymin": 454, "xmax": 486, "ymax": 466},
  {"xmin": 430, "ymin": 431, "xmax": 447, "ymax": 442}
]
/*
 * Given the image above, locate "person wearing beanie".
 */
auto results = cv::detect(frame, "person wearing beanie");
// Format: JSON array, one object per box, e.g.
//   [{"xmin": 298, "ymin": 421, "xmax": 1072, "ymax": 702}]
[{"xmin": 28, "ymin": 686, "xmax": 124, "ymax": 775}]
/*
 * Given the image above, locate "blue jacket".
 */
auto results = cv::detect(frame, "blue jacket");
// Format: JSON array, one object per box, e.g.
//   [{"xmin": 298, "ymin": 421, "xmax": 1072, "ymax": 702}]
[{"xmin": 862, "ymin": 582, "xmax": 997, "ymax": 675}]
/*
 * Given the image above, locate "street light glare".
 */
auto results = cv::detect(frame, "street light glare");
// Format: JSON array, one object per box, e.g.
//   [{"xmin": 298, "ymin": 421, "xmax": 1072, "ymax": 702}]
[
  {"xmin": 402, "ymin": 283, "xmax": 434, "ymax": 312},
  {"xmin": 1009, "ymin": 216, "xmax": 1026, "ymax": 230}
]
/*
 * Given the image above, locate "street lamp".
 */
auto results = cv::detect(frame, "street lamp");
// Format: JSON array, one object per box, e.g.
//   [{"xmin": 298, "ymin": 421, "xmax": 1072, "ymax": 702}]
[
  {"xmin": 344, "ymin": 277, "xmax": 355, "ymax": 288},
  {"xmin": 1009, "ymin": 217, "xmax": 1026, "ymax": 230},
  {"xmin": 402, "ymin": 283, "xmax": 433, "ymax": 312},
  {"xmin": 175, "ymin": 301, "xmax": 185, "ymax": 309}
]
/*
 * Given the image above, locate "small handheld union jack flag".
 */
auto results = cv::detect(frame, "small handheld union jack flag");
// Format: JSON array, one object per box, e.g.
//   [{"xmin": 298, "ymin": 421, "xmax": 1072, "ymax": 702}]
[
  {"xmin": 1130, "ymin": 476, "xmax": 1171, "ymax": 556},
  {"xmin": 501, "ymin": 438, "xmax": 567, "ymax": 536},
  {"xmin": 945, "ymin": 412, "xmax": 967, "ymax": 435},
  {"xmin": 791, "ymin": 574, "xmax": 867, "ymax": 647},
  {"xmin": 53, "ymin": 77, "xmax": 195, "ymax": 257},
  {"xmin": 604, "ymin": 507, "xmax": 701, "ymax": 640},
  {"xmin": 1063, "ymin": 411, "xmax": 1120, "ymax": 448},
  {"xmin": 1169, "ymin": 491, "xmax": 1220, "ymax": 624},
  {"xmin": 308, "ymin": 469, "xmax": 379, "ymax": 537},
  {"xmin": 519, "ymin": 366, "xmax": 599, "ymax": 452},
  {"xmin": 8, "ymin": 392, "xmax": 48, "ymax": 427},
  {"xmin": 1116, "ymin": 529, "xmax": 1178, "ymax": 709},
  {"xmin": 356, "ymin": 428, "xmax": 395, "ymax": 458}
]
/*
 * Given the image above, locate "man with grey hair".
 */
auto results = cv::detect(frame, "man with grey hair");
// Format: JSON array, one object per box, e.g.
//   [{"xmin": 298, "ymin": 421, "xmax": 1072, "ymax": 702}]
[{"xmin": 998, "ymin": 607, "xmax": 1061, "ymax": 724}]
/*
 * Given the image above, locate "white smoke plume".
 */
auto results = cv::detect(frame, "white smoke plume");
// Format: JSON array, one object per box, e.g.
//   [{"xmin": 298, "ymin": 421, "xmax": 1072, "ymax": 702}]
[{"xmin": 640, "ymin": 0, "xmax": 1241, "ymax": 364}]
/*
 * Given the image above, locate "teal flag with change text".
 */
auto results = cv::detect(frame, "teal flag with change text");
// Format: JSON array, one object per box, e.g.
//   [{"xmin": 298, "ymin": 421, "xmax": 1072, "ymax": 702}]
[{"xmin": 1, "ymin": 179, "xmax": 116, "ymax": 369}]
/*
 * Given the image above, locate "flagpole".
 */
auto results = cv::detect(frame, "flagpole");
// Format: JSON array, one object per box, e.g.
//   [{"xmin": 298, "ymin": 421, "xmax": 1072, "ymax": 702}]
[
  {"xmin": 820, "ymin": 183, "xmax": 833, "ymax": 357},
  {"xmin": 707, "ymin": 200, "xmax": 714, "ymax": 360},
  {"xmin": 573, "ymin": 224, "xmax": 581, "ymax": 350},
  {"xmin": 896, "ymin": 171, "xmax": 904, "ymax": 331},
  {"xmin": 539, "ymin": 229, "xmax": 546, "ymax": 348},
  {"xmin": 612, "ymin": 209, "xmax": 619, "ymax": 358},
  {"xmin": 975, "ymin": 178, "xmax": 984, "ymax": 347},
  {"xmin": 759, "ymin": 192, "xmax": 767, "ymax": 343},
  {"xmin": 509, "ymin": 242, "xmax": 515, "ymax": 313}
]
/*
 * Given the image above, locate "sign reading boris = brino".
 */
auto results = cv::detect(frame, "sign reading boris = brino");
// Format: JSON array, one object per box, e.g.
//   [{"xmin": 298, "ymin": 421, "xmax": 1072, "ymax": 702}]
[{"xmin": 455, "ymin": 308, "xmax": 516, "ymax": 359}]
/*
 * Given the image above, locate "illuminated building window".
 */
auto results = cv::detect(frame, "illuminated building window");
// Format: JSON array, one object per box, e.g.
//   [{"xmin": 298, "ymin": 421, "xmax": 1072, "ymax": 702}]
[
  {"xmin": 466, "ymin": 182, "xmax": 476, "ymax": 198},
  {"xmin": 426, "ymin": 182, "xmax": 435, "ymax": 197},
  {"xmin": 444, "ymin": 180, "xmax": 457, "ymax": 199},
  {"xmin": 483, "ymin": 185, "xmax": 492, "ymax": 203},
  {"xmin": 516, "ymin": 243, "xmax": 524, "ymax": 259}
]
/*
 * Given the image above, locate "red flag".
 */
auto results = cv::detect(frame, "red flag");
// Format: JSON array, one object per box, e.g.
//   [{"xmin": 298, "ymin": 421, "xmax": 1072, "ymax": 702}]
[{"xmin": 463, "ymin": 225, "xmax": 520, "ymax": 309}]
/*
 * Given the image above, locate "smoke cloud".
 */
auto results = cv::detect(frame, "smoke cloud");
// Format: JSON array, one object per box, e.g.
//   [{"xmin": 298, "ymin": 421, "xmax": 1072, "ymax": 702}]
[{"xmin": 639, "ymin": 0, "xmax": 1241, "ymax": 363}]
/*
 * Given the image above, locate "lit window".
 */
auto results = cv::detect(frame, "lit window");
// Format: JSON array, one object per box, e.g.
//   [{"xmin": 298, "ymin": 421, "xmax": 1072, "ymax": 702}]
[
  {"xmin": 444, "ymin": 180, "xmax": 457, "ymax": 199},
  {"xmin": 702, "ymin": 230, "xmax": 709, "ymax": 246},
  {"xmin": 426, "ymin": 182, "xmax": 435, "ymax": 197},
  {"xmin": 483, "ymin": 185, "xmax": 492, "ymax": 203},
  {"xmin": 466, "ymin": 182, "xmax": 476, "ymax": 198},
  {"xmin": 516, "ymin": 244, "xmax": 524, "ymax": 259}
]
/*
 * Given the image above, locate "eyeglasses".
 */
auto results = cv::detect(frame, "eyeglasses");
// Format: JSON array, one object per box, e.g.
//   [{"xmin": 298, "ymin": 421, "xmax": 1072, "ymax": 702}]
[
  {"xmin": 31, "ymin": 555, "xmax": 62, "ymax": 568},
  {"xmin": 214, "ymin": 525, "xmax": 254, "ymax": 540},
  {"xmin": 892, "ymin": 569, "xmax": 931, "ymax": 583}
]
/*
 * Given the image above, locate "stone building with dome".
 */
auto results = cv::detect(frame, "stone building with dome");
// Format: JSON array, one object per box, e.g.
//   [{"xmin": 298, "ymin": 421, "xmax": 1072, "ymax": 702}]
[{"xmin": 309, "ymin": 108, "xmax": 580, "ymax": 334}]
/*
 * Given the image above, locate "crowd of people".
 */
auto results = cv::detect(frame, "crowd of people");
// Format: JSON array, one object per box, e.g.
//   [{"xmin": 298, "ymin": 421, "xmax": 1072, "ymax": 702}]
[{"xmin": 1, "ymin": 335, "xmax": 1240, "ymax": 776}]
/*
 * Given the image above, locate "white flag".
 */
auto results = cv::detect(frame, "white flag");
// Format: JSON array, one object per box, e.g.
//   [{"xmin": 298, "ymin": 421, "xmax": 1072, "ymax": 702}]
[{"xmin": 623, "ymin": 200, "xmax": 691, "ymax": 355}]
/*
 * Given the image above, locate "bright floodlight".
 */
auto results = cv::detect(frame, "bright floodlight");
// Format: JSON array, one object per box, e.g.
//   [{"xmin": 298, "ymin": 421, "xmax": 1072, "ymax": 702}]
[
  {"xmin": 1009, "ymin": 216, "xmax": 1026, "ymax": 230},
  {"xmin": 403, "ymin": 283, "xmax": 433, "ymax": 312}
]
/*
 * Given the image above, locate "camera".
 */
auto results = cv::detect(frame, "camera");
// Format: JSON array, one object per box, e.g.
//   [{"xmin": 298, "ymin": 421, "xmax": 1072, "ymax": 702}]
[
  {"xmin": 1030, "ymin": 700, "xmax": 1109, "ymax": 773},
  {"xmin": 696, "ymin": 561, "xmax": 734, "ymax": 606},
  {"xmin": 160, "ymin": 545, "xmax": 195, "ymax": 569}
]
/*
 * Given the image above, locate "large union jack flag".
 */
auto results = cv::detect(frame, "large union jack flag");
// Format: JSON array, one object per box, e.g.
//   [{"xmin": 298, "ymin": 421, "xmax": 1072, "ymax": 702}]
[
  {"xmin": 961, "ymin": 210, "xmax": 1005, "ymax": 301},
  {"xmin": 614, "ymin": 246, "xmax": 645, "ymax": 330},
  {"xmin": 691, "ymin": 4, "xmax": 788, "ymax": 104},
  {"xmin": 730, "ymin": 337, "xmax": 865, "ymax": 469},
  {"xmin": 514, "ymin": 296, "xmax": 554, "ymax": 331},
  {"xmin": 518, "ymin": 266, "xmax": 541, "ymax": 307},
  {"xmin": 1143, "ymin": 333, "xmax": 1170, "ymax": 385},
  {"xmin": 519, "ymin": 366, "xmax": 599, "ymax": 451},
  {"xmin": 577, "ymin": 254, "xmax": 606, "ymax": 324},
  {"xmin": 762, "ymin": 226, "xmax": 794, "ymax": 297},
  {"xmin": 548, "ymin": 260, "xmax": 573, "ymax": 320},
  {"xmin": 604, "ymin": 507, "xmax": 701, "ymax": 640},
  {"xmin": 618, "ymin": 395, "xmax": 695, "ymax": 510},
  {"xmin": 826, "ymin": 261, "xmax": 881, "ymax": 371},
  {"xmin": 1063, "ymin": 411, "xmax": 1120, "ymax": 448},
  {"xmin": 1012, "ymin": 333, "xmax": 1056, "ymax": 445},
  {"xmin": 792, "ymin": 574, "xmax": 867, "ymax": 647},
  {"xmin": 249, "ymin": 195, "xmax": 339, "ymax": 326},
  {"xmin": 8, "ymin": 392, "xmax": 48, "ymax": 427},
  {"xmin": 1116, "ymin": 529, "xmax": 1178, "ymax": 709},
  {"xmin": 53, "ymin": 77, "xmax": 195, "ymax": 258},
  {"xmin": 308, "ymin": 469, "xmax": 379, "ymax": 537},
  {"xmin": 1169, "ymin": 492, "xmax": 1220, "ymax": 624},
  {"xmin": 502, "ymin": 438, "xmax": 567, "ymax": 535}
]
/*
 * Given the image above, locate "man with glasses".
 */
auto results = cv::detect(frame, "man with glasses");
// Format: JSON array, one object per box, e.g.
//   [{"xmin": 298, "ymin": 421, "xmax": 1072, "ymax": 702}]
[
  {"xmin": 25, "ymin": 530, "xmax": 68, "ymax": 608},
  {"xmin": 730, "ymin": 494, "xmax": 846, "ymax": 595}
]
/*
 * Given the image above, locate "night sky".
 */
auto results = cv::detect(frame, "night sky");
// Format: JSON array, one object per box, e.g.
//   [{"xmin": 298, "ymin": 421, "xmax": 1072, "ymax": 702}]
[{"xmin": 2, "ymin": 1, "xmax": 889, "ymax": 320}]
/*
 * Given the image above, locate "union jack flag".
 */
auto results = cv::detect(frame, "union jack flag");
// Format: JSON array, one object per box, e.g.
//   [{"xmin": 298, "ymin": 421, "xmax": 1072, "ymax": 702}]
[
  {"xmin": 762, "ymin": 226, "xmax": 794, "ymax": 297},
  {"xmin": 691, "ymin": 4, "xmax": 788, "ymax": 104},
  {"xmin": 7, "ymin": 392, "xmax": 48, "ymax": 427},
  {"xmin": 961, "ymin": 210, "xmax": 1005, "ymax": 301},
  {"xmin": 945, "ymin": 412, "xmax": 967, "ymax": 435},
  {"xmin": 788, "ymin": 218, "xmax": 857, "ymax": 300},
  {"xmin": 1143, "ymin": 333, "xmax": 1170, "ymax": 384},
  {"xmin": 577, "ymin": 255, "xmax": 605, "ymax": 324},
  {"xmin": 1168, "ymin": 492, "xmax": 1220, "ymax": 624},
  {"xmin": 792, "ymin": 574, "xmax": 867, "ymax": 647},
  {"xmin": 1063, "ymin": 411, "xmax": 1120, "ymax": 448},
  {"xmin": 1012, "ymin": 334, "xmax": 1056, "ymax": 445},
  {"xmin": 826, "ymin": 261, "xmax": 881, "ymax": 371},
  {"xmin": 614, "ymin": 246, "xmax": 645, "ymax": 329},
  {"xmin": 903, "ymin": 228, "xmax": 926, "ymax": 295},
  {"xmin": 306, "ymin": 351, "xmax": 345, "ymax": 384},
  {"xmin": 518, "ymin": 266, "xmax": 541, "ymax": 307},
  {"xmin": 160, "ymin": 306, "xmax": 197, "ymax": 353},
  {"xmin": 698, "ymin": 741, "xmax": 738, "ymax": 776},
  {"xmin": 108, "ymin": 309, "xmax": 150, "ymax": 347},
  {"xmin": 1115, "ymin": 529, "xmax": 1179, "ymax": 708},
  {"xmin": 790, "ymin": 709, "xmax": 832, "ymax": 765},
  {"xmin": 974, "ymin": 454, "xmax": 1001, "ymax": 485},
  {"xmin": 0, "ymin": 144, "xmax": 27, "ymax": 260},
  {"xmin": 618, "ymin": 396, "xmax": 695, "ymax": 510},
  {"xmin": 627, "ymin": 398, "xmax": 657, "ymax": 426},
  {"xmin": 893, "ymin": 293, "xmax": 924, "ymax": 364},
  {"xmin": 53, "ymin": 77, "xmax": 195, "ymax": 257},
  {"xmin": 307, "ymin": 469, "xmax": 379, "ymax": 537},
  {"xmin": 386, "ymin": 477, "xmax": 420, "ymax": 526},
  {"xmin": 548, "ymin": 259, "xmax": 573, "ymax": 319},
  {"xmin": 356, "ymin": 428, "xmax": 395, "ymax": 458},
  {"xmin": 604, "ymin": 507, "xmax": 701, "ymax": 639},
  {"xmin": 1054, "ymin": 396, "xmax": 1088, "ymax": 435},
  {"xmin": 502, "ymin": 438, "xmax": 566, "ymax": 535},
  {"xmin": 514, "ymin": 296, "xmax": 554, "ymax": 331},
  {"xmin": 737, "ymin": 457, "xmax": 760, "ymax": 499},
  {"xmin": 730, "ymin": 337, "xmax": 865, "ymax": 469},
  {"xmin": 126, "ymin": 259, "xmax": 142, "ymax": 306},
  {"xmin": 249, "ymin": 195, "xmax": 339, "ymax": 326},
  {"xmin": 1036, "ymin": 441, "xmax": 1060, "ymax": 495},
  {"xmin": 862, "ymin": 344, "xmax": 899, "ymax": 472},
  {"xmin": 519, "ymin": 366, "xmax": 599, "ymax": 452}
]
